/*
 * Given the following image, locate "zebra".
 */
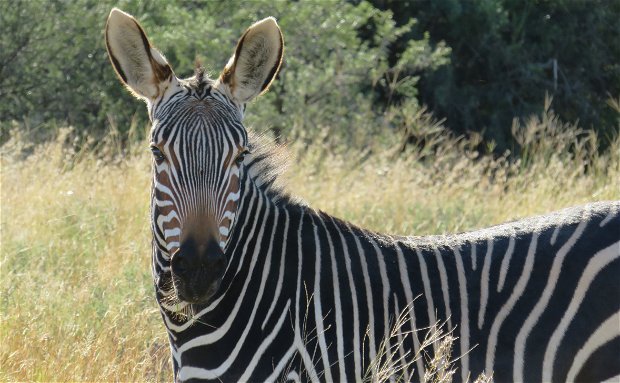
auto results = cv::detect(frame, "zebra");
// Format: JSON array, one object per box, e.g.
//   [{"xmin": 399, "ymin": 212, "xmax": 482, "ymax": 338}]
[{"xmin": 105, "ymin": 8, "xmax": 620, "ymax": 382}]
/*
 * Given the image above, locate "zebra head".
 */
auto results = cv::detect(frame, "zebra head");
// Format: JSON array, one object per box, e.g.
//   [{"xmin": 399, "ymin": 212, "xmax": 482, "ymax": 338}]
[{"xmin": 105, "ymin": 9, "xmax": 283, "ymax": 305}]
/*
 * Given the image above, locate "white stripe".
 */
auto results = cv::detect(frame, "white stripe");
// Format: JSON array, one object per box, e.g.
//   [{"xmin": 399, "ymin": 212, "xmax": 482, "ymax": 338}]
[
  {"xmin": 155, "ymin": 161, "xmax": 169, "ymax": 173},
  {"xmin": 433, "ymin": 246, "xmax": 452, "ymax": 330},
  {"xmin": 155, "ymin": 198, "xmax": 173, "ymax": 207},
  {"xmin": 225, "ymin": 189, "xmax": 241, "ymax": 203},
  {"xmin": 452, "ymin": 246, "xmax": 470, "ymax": 383},
  {"xmin": 497, "ymin": 236, "xmax": 515, "ymax": 292},
  {"xmin": 154, "ymin": 230, "xmax": 168, "ymax": 250},
  {"xmin": 154, "ymin": 180, "xmax": 174, "ymax": 196},
  {"xmin": 311, "ymin": 215, "xmax": 333, "ymax": 382},
  {"xmin": 602, "ymin": 374, "xmax": 620, "ymax": 383},
  {"xmin": 294, "ymin": 327, "xmax": 321, "ymax": 382},
  {"xmin": 160, "ymin": 300, "xmax": 188, "ymax": 313},
  {"xmin": 153, "ymin": 250, "xmax": 170, "ymax": 268},
  {"xmin": 166, "ymin": 241, "xmax": 180, "ymax": 252},
  {"xmin": 265, "ymin": 345, "xmax": 298, "ymax": 382},
  {"xmin": 599, "ymin": 206, "xmax": 617, "ymax": 227},
  {"xmin": 414, "ymin": 247, "xmax": 436, "ymax": 342},
  {"xmin": 286, "ymin": 370, "xmax": 301, "ymax": 383},
  {"xmin": 395, "ymin": 245, "xmax": 425, "ymax": 381},
  {"xmin": 164, "ymin": 228, "xmax": 181, "ymax": 238},
  {"xmin": 218, "ymin": 226, "xmax": 229, "ymax": 236},
  {"xmin": 513, "ymin": 219, "xmax": 587, "ymax": 382},
  {"xmin": 369, "ymin": 237, "xmax": 392, "ymax": 370},
  {"xmin": 233, "ymin": 193, "xmax": 263, "ymax": 275},
  {"xmin": 393, "ymin": 295, "xmax": 411, "ymax": 383},
  {"xmin": 162, "ymin": 308, "xmax": 196, "ymax": 333},
  {"xmin": 169, "ymin": 340, "xmax": 180, "ymax": 367},
  {"xmin": 550, "ymin": 225, "xmax": 561, "ymax": 245},
  {"xmin": 157, "ymin": 210, "xmax": 178, "ymax": 231},
  {"xmin": 221, "ymin": 193, "xmax": 254, "ymax": 264},
  {"xmin": 334, "ymin": 221, "xmax": 362, "ymax": 379},
  {"xmin": 471, "ymin": 242, "xmax": 477, "ymax": 271},
  {"xmin": 293, "ymin": 210, "xmax": 320, "ymax": 383},
  {"xmin": 478, "ymin": 239, "xmax": 494, "ymax": 329},
  {"xmin": 486, "ymin": 233, "xmax": 539, "ymax": 377},
  {"xmin": 352, "ymin": 226, "xmax": 377, "ymax": 363},
  {"xmin": 320, "ymin": 219, "xmax": 347, "ymax": 382},
  {"xmin": 294, "ymin": 209, "xmax": 304, "ymax": 333},
  {"xmin": 262, "ymin": 210, "xmax": 288, "ymax": 330},
  {"xmin": 542, "ymin": 241, "xmax": 620, "ymax": 382}
]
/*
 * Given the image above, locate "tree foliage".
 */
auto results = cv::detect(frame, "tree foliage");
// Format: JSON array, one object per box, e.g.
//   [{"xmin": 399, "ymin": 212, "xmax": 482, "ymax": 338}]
[
  {"xmin": 373, "ymin": 0, "xmax": 620, "ymax": 151},
  {"xmin": 1, "ymin": 0, "xmax": 618, "ymax": 153},
  {"xmin": 0, "ymin": 0, "xmax": 446, "ymax": 147}
]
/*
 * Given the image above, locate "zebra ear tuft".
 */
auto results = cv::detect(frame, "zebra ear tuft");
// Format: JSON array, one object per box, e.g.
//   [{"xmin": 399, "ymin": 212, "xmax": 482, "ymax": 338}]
[
  {"xmin": 105, "ymin": 8, "xmax": 174, "ymax": 101},
  {"xmin": 220, "ymin": 17, "xmax": 283, "ymax": 104}
]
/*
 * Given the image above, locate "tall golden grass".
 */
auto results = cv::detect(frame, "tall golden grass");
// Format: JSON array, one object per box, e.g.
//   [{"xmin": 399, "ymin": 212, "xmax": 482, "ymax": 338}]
[{"xmin": 1, "ymin": 105, "xmax": 618, "ymax": 381}]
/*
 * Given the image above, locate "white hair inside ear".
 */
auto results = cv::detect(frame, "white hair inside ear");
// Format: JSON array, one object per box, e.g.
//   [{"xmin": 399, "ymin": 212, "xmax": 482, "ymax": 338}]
[
  {"xmin": 105, "ymin": 8, "xmax": 175, "ymax": 101},
  {"xmin": 219, "ymin": 17, "xmax": 283, "ymax": 104}
]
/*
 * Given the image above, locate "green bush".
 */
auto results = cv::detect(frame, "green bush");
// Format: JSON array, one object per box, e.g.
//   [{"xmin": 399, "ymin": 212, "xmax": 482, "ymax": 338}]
[
  {"xmin": 373, "ymin": 0, "xmax": 620, "ymax": 152},
  {"xmin": 0, "ymin": 0, "xmax": 447, "ymax": 148},
  {"xmin": 1, "ymin": 1, "xmax": 617, "ymax": 155}
]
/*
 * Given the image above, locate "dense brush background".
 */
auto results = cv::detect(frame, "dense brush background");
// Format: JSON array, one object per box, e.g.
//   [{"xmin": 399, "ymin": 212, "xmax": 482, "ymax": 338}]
[{"xmin": 1, "ymin": 0, "xmax": 618, "ymax": 381}]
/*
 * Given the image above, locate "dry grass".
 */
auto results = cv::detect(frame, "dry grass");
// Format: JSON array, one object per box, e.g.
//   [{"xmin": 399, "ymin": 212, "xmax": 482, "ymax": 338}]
[
  {"xmin": 1, "ymin": 128, "xmax": 170, "ymax": 381},
  {"xmin": 288, "ymin": 104, "xmax": 619, "ymax": 236},
  {"xmin": 362, "ymin": 303, "xmax": 491, "ymax": 383},
  {"xmin": 1, "ymin": 108, "xmax": 618, "ymax": 380}
]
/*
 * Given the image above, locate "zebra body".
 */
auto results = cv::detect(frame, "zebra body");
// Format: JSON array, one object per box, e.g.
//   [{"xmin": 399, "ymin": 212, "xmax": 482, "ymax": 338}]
[
  {"xmin": 168, "ymin": 192, "xmax": 620, "ymax": 382},
  {"xmin": 105, "ymin": 9, "xmax": 620, "ymax": 382}
]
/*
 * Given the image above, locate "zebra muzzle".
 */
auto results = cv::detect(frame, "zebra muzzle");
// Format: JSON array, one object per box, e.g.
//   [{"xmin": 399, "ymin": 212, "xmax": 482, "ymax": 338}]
[{"xmin": 170, "ymin": 237, "xmax": 227, "ymax": 304}]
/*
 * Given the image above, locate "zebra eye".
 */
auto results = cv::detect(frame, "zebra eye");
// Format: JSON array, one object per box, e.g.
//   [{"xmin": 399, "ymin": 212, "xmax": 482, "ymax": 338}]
[
  {"xmin": 150, "ymin": 146, "xmax": 165, "ymax": 163},
  {"xmin": 234, "ymin": 149, "xmax": 249, "ymax": 166}
]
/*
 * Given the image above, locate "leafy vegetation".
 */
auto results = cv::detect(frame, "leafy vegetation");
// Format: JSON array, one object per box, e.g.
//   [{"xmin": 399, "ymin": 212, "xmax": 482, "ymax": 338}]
[
  {"xmin": 372, "ymin": 0, "xmax": 620, "ymax": 151},
  {"xmin": 2, "ymin": 0, "xmax": 617, "ymax": 152},
  {"xmin": 0, "ymin": 0, "xmax": 447, "ymax": 148}
]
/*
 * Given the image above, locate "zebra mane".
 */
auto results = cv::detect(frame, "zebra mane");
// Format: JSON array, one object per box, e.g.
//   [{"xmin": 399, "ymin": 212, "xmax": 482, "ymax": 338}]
[{"xmin": 244, "ymin": 131, "xmax": 299, "ymax": 206}]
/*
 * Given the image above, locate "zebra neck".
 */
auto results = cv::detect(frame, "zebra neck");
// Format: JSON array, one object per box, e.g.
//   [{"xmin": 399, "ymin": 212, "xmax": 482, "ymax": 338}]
[{"xmin": 224, "ymin": 174, "xmax": 284, "ymax": 282}]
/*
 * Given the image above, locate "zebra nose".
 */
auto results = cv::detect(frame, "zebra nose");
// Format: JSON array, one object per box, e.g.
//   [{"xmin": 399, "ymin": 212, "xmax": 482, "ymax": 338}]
[
  {"xmin": 171, "ymin": 237, "xmax": 226, "ymax": 279},
  {"xmin": 170, "ymin": 250, "xmax": 190, "ymax": 277}
]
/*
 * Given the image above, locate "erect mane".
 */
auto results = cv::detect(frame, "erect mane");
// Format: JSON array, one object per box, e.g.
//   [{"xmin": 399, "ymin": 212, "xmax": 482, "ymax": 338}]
[
  {"xmin": 185, "ymin": 66, "xmax": 214, "ymax": 91},
  {"xmin": 244, "ymin": 131, "xmax": 299, "ymax": 206}
]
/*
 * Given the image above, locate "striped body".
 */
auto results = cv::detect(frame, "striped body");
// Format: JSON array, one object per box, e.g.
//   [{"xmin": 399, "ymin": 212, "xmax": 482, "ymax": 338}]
[{"xmin": 162, "ymin": 175, "xmax": 620, "ymax": 382}]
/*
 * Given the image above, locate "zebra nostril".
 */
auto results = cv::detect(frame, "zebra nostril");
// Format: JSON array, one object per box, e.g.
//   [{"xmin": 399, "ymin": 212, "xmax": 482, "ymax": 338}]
[
  {"xmin": 171, "ymin": 253, "xmax": 189, "ymax": 277},
  {"xmin": 172, "ymin": 238, "xmax": 227, "ymax": 282}
]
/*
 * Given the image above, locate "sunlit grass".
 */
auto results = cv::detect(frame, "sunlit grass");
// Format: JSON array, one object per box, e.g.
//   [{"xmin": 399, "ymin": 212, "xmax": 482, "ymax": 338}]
[
  {"xmin": 1, "ymin": 129, "xmax": 169, "ymax": 381},
  {"xmin": 289, "ymin": 104, "xmax": 619, "ymax": 235},
  {"xmin": 1, "ymin": 107, "xmax": 618, "ymax": 380}
]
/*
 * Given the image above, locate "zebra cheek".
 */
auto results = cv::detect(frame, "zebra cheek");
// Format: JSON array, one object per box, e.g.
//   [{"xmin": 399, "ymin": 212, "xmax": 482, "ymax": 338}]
[{"xmin": 219, "ymin": 190, "xmax": 241, "ymax": 249}]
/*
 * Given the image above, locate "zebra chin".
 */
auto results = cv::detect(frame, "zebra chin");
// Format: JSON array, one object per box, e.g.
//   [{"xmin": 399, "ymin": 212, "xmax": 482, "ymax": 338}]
[{"xmin": 172, "ymin": 277, "xmax": 221, "ymax": 305}]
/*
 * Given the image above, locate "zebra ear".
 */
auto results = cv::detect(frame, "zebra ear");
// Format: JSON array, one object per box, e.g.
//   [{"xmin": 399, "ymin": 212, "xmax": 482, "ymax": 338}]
[
  {"xmin": 105, "ymin": 8, "xmax": 174, "ymax": 101},
  {"xmin": 220, "ymin": 17, "xmax": 283, "ymax": 104}
]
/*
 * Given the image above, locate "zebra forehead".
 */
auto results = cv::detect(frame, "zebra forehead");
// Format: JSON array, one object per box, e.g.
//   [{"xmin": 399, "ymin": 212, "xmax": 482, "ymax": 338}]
[{"xmin": 152, "ymin": 97, "xmax": 247, "ymax": 146}]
